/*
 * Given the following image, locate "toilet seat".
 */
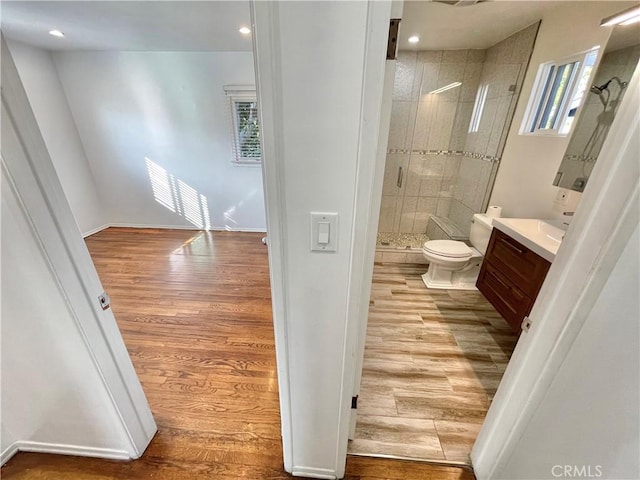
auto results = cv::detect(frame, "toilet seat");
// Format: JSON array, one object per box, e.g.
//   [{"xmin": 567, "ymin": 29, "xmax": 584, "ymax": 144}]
[{"xmin": 422, "ymin": 240, "xmax": 473, "ymax": 259}]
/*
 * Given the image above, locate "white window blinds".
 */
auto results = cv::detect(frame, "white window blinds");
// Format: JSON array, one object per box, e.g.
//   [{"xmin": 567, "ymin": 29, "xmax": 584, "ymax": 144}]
[{"xmin": 224, "ymin": 85, "xmax": 261, "ymax": 165}]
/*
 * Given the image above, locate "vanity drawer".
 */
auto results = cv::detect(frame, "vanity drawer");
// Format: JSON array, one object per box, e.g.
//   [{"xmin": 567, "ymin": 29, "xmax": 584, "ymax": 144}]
[
  {"xmin": 477, "ymin": 261, "xmax": 533, "ymax": 332},
  {"xmin": 485, "ymin": 228, "xmax": 551, "ymax": 297}
]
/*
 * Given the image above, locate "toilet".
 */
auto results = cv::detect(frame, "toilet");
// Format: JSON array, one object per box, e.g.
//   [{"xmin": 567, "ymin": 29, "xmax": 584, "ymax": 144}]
[{"xmin": 421, "ymin": 213, "xmax": 493, "ymax": 290}]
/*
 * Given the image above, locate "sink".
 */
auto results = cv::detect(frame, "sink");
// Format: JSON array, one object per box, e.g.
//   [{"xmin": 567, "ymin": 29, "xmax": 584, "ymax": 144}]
[
  {"xmin": 538, "ymin": 220, "xmax": 566, "ymax": 243},
  {"xmin": 492, "ymin": 218, "xmax": 567, "ymax": 262}
]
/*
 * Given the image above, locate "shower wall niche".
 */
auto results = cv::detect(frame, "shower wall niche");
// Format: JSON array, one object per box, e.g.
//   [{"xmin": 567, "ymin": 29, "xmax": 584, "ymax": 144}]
[{"xmin": 378, "ymin": 23, "xmax": 539, "ymax": 246}]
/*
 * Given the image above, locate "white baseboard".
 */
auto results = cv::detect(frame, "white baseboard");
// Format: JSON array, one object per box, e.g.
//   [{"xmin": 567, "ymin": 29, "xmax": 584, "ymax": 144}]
[
  {"xmin": 104, "ymin": 223, "xmax": 267, "ymax": 233},
  {"xmin": 109, "ymin": 222, "xmax": 202, "ymax": 231},
  {"xmin": 218, "ymin": 227, "xmax": 268, "ymax": 233},
  {"xmin": 1, "ymin": 442, "xmax": 19, "ymax": 466},
  {"xmin": 1, "ymin": 440, "xmax": 131, "ymax": 466},
  {"xmin": 291, "ymin": 466, "xmax": 337, "ymax": 479},
  {"xmin": 82, "ymin": 223, "xmax": 110, "ymax": 238}
]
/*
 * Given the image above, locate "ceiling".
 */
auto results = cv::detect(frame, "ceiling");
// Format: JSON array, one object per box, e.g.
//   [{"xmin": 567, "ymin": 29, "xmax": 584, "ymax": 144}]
[
  {"xmin": 399, "ymin": 0, "xmax": 636, "ymax": 50},
  {"xmin": 2, "ymin": 0, "xmax": 637, "ymax": 53},
  {"xmin": 0, "ymin": 1, "xmax": 253, "ymax": 51}
]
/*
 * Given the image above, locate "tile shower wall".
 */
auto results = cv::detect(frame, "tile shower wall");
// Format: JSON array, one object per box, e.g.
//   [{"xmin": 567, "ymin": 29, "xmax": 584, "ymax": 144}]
[
  {"xmin": 450, "ymin": 24, "xmax": 539, "ymax": 235},
  {"xmin": 379, "ymin": 49, "xmax": 482, "ymax": 233},
  {"xmin": 379, "ymin": 23, "xmax": 539, "ymax": 237}
]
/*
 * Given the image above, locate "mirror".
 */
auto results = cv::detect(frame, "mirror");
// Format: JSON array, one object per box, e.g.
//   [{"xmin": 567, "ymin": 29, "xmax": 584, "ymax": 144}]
[{"xmin": 554, "ymin": 24, "xmax": 640, "ymax": 192}]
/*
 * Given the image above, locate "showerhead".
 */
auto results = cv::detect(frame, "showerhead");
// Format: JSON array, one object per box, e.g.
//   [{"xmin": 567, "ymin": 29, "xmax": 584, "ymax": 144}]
[{"xmin": 589, "ymin": 76, "xmax": 628, "ymax": 95}]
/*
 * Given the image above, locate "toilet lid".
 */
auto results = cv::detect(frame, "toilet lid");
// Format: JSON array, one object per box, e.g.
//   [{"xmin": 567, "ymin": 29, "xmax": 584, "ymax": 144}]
[{"xmin": 423, "ymin": 240, "xmax": 473, "ymax": 258}]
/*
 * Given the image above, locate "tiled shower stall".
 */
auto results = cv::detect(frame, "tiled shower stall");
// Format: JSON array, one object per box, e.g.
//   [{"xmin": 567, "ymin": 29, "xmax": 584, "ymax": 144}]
[{"xmin": 376, "ymin": 23, "xmax": 538, "ymax": 264}]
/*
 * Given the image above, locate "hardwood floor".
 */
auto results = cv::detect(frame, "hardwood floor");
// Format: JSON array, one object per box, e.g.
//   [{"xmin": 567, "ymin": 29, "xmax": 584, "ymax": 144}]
[
  {"xmin": 2, "ymin": 228, "xmax": 475, "ymax": 480},
  {"xmin": 348, "ymin": 262, "xmax": 518, "ymax": 464}
]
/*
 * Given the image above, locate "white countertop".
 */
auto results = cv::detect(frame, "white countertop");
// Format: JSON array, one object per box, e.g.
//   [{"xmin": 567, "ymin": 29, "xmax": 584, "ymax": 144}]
[{"xmin": 492, "ymin": 218, "xmax": 567, "ymax": 263}]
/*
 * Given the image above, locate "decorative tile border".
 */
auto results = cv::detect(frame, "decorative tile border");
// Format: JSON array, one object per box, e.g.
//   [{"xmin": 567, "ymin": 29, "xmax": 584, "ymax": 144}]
[
  {"xmin": 386, "ymin": 149, "xmax": 500, "ymax": 164},
  {"xmin": 463, "ymin": 152, "xmax": 501, "ymax": 163},
  {"xmin": 387, "ymin": 148, "xmax": 457, "ymax": 155},
  {"xmin": 562, "ymin": 154, "xmax": 597, "ymax": 163}
]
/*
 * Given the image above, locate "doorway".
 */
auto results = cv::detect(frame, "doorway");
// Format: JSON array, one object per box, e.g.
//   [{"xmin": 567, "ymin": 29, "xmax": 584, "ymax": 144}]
[
  {"xmin": 1, "ymin": 1, "xmax": 284, "ymax": 477},
  {"xmin": 349, "ymin": 1, "xmax": 540, "ymax": 465}
]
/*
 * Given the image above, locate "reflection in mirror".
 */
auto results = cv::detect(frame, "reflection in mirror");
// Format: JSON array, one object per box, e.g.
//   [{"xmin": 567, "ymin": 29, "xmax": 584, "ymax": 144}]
[{"xmin": 554, "ymin": 23, "xmax": 640, "ymax": 192}]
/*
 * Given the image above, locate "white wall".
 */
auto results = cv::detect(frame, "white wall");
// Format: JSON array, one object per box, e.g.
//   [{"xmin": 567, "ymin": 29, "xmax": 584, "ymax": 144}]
[
  {"xmin": 1, "ymin": 173, "xmax": 133, "ymax": 462},
  {"xmin": 496, "ymin": 224, "xmax": 639, "ymax": 479},
  {"xmin": 489, "ymin": 1, "xmax": 632, "ymax": 219},
  {"xmin": 52, "ymin": 51, "xmax": 266, "ymax": 231},
  {"xmin": 7, "ymin": 40, "xmax": 107, "ymax": 236}
]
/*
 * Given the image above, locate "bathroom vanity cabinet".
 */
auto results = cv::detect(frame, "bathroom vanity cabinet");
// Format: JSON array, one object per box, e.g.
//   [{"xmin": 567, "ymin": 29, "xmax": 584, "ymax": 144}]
[{"xmin": 477, "ymin": 228, "xmax": 551, "ymax": 332}]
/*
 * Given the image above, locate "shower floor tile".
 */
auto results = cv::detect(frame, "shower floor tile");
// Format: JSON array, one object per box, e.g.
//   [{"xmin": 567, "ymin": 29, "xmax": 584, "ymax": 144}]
[
  {"xmin": 377, "ymin": 232, "xmax": 430, "ymax": 249},
  {"xmin": 348, "ymin": 263, "xmax": 518, "ymax": 465}
]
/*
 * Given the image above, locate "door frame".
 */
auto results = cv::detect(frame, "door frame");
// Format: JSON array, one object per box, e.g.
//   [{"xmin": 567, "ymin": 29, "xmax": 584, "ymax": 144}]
[
  {"xmin": 348, "ymin": 2, "xmax": 404, "ymax": 440},
  {"xmin": 250, "ymin": 0, "xmax": 396, "ymax": 476},
  {"xmin": 1, "ymin": 35, "xmax": 156, "ymax": 459}
]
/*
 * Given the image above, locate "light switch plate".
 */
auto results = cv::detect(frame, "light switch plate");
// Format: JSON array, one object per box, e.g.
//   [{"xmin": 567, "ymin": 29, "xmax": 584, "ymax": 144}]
[{"xmin": 310, "ymin": 212, "xmax": 338, "ymax": 252}]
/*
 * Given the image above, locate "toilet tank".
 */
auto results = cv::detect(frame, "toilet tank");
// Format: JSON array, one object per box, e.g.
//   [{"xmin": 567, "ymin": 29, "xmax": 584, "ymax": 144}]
[{"xmin": 469, "ymin": 214, "xmax": 493, "ymax": 254}]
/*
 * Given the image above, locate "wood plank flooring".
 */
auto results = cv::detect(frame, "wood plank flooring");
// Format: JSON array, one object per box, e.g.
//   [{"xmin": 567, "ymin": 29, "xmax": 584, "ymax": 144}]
[
  {"xmin": 2, "ymin": 228, "xmax": 475, "ymax": 480},
  {"xmin": 348, "ymin": 262, "xmax": 518, "ymax": 464}
]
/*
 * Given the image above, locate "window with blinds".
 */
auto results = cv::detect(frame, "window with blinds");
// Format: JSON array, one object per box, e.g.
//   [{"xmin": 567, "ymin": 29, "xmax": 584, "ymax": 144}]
[{"xmin": 224, "ymin": 86, "xmax": 262, "ymax": 165}]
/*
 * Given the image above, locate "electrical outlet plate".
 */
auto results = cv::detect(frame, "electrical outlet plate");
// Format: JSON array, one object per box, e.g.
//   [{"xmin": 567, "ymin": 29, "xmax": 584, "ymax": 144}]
[{"xmin": 555, "ymin": 188, "xmax": 570, "ymax": 205}]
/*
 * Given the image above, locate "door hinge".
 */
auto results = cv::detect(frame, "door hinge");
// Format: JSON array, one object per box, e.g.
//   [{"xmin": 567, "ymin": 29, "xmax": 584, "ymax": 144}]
[
  {"xmin": 387, "ymin": 19, "xmax": 401, "ymax": 60},
  {"xmin": 521, "ymin": 316, "xmax": 532, "ymax": 332},
  {"xmin": 351, "ymin": 395, "xmax": 358, "ymax": 409}
]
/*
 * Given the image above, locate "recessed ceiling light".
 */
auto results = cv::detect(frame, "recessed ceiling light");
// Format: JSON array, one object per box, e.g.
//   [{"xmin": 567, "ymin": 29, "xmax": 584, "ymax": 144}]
[
  {"xmin": 408, "ymin": 36, "xmax": 420, "ymax": 44},
  {"xmin": 239, "ymin": 27, "xmax": 251, "ymax": 35},
  {"xmin": 49, "ymin": 29, "xmax": 65, "ymax": 38}
]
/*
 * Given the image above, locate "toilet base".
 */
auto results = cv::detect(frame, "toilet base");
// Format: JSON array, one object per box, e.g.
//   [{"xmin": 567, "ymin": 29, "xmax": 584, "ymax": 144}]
[{"xmin": 421, "ymin": 261, "xmax": 481, "ymax": 291}]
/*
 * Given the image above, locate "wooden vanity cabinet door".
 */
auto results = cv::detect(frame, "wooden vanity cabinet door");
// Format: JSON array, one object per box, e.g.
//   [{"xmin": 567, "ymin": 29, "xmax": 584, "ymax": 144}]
[
  {"xmin": 477, "ymin": 228, "xmax": 552, "ymax": 333},
  {"xmin": 486, "ymin": 229, "xmax": 551, "ymax": 297},
  {"xmin": 477, "ymin": 261, "xmax": 534, "ymax": 332}
]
